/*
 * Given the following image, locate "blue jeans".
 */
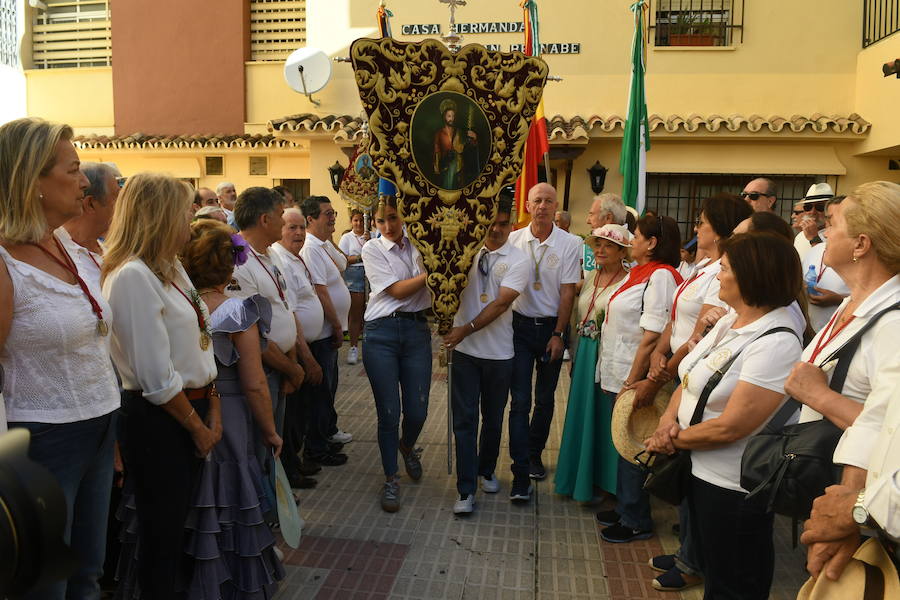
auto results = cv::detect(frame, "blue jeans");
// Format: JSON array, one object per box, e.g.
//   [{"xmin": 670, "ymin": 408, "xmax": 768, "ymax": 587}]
[
  {"xmin": 675, "ymin": 500, "xmax": 701, "ymax": 575},
  {"xmin": 362, "ymin": 315, "xmax": 432, "ymax": 477},
  {"xmin": 11, "ymin": 411, "xmax": 116, "ymax": 600},
  {"xmin": 451, "ymin": 351, "xmax": 513, "ymax": 496},
  {"xmin": 509, "ymin": 312, "xmax": 564, "ymax": 478}
]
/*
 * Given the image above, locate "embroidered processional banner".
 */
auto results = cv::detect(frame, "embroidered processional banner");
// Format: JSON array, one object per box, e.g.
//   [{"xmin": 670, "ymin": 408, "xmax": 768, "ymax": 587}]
[
  {"xmin": 350, "ymin": 37, "xmax": 548, "ymax": 333},
  {"xmin": 339, "ymin": 143, "xmax": 379, "ymax": 211}
]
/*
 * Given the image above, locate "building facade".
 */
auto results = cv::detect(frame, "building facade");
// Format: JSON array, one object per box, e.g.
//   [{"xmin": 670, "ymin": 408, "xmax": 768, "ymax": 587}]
[{"xmin": 15, "ymin": 0, "xmax": 900, "ymax": 236}]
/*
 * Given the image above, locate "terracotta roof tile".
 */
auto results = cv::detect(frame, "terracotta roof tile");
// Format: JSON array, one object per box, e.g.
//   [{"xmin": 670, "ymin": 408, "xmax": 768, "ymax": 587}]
[
  {"xmin": 73, "ymin": 133, "xmax": 301, "ymax": 150},
  {"xmin": 267, "ymin": 114, "xmax": 365, "ymax": 141}
]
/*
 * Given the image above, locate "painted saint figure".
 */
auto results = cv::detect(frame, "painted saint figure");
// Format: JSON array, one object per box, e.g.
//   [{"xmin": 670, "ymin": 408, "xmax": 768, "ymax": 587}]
[{"xmin": 432, "ymin": 99, "xmax": 479, "ymax": 190}]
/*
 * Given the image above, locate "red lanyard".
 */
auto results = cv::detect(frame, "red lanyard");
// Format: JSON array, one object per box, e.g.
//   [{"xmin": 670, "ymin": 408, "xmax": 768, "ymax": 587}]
[
  {"xmin": 808, "ymin": 307, "xmax": 855, "ymax": 363},
  {"xmin": 671, "ymin": 270, "xmax": 703, "ymax": 322},
  {"xmin": 580, "ymin": 266, "xmax": 622, "ymax": 326},
  {"xmin": 817, "ymin": 252, "xmax": 828, "ymax": 283},
  {"xmin": 28, "ymin": 236, "xmax": 105, "ymax": 326},
  {"xmin": 296, "ymin": 254, "xmax": 313, "ymax": 281},
  {"xmin": 251, "ymin": 250, "xmax": 286, "ymax": 304},
  {"xmin": 170, "ymin": 280, "xmax": 207, "ymax": 333}
]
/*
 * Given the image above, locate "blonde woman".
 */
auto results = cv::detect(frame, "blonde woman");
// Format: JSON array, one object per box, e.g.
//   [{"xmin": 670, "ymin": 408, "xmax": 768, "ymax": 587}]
[
  {"xmin": 0, "ymin": 118, "xmax": 119, "ymax": 599},
  {"xmin": 102, "ymin": 173, "xmax": 220, "ymax": 598}
]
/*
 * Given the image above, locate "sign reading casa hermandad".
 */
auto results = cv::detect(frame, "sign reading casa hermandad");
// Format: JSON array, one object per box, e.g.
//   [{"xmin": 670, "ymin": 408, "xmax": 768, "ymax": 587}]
[{"xmin": 350, "ymin": 37, "xmax": 548, "ymax": 333}]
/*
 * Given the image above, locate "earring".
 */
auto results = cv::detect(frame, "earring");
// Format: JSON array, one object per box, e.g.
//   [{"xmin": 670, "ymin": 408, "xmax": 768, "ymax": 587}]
[{"xmin": 852, "ymin": 255, "xmax": 859, "ymax": 263}]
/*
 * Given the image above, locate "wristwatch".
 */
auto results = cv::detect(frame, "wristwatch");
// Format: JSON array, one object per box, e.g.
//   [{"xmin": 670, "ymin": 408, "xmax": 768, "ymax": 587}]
[
  {"xmin": 551, "ymin": 331, "xmax": 563, "ymax": 338},
  {"xmin": 852, "ymin": 489, "xmax": 870, "ymax": 526}
]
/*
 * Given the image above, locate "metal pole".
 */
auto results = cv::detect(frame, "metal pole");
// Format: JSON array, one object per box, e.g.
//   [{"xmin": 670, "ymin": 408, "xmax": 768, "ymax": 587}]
[{"xmin": 446, "ymin": 344, "xmax": 454, "ymax": 475}]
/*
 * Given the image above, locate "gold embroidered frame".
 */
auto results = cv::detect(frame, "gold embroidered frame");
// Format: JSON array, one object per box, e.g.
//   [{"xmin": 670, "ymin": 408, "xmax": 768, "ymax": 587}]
[
  {"xmin": 351, "ymin": 37, "xmax": 548, "ymax": 333},
  {"xmin": 339, "ymin": 143, "xmax": 379, "ymax": 211}
]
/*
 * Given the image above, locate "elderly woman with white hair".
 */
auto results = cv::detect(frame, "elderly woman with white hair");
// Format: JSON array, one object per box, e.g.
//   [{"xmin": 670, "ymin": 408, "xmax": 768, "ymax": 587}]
[{"xmin": 0, "ymin": 118, "xmax": 120, "ymax": 599}]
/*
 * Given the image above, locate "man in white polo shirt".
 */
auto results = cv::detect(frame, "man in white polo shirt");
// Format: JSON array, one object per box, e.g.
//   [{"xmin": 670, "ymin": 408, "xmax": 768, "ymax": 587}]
[
  {"xmin": 506, "ymin": 183, "xmax": 582, "ymax": 501},
  {"xmin": 270, "ymin": 206, "xmax": 327, "ymax": 486},
  {"xmin": 299, "ymin": 195, "xmax": 353, "ymax": 465},
  {"xmin": 227, "ymin": 187, "xmax": 306, "ymax": 487},
  {"xmin": 442, "ymin": 197, "xmax": 531, "ymax": 514}
]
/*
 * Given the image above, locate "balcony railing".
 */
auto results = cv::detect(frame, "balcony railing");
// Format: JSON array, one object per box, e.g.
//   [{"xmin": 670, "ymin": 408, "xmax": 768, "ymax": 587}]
[{"xmin": 863, "ymin": 0, "xmax": 900, "ymax": 48}]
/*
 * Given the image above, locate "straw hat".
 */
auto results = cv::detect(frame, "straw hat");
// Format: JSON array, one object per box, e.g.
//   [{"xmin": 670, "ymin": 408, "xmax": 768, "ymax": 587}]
[
  {"xmin": 587, "ymin": 224, "xmax": 632, "ymax": 247},
  {"xmin": 611, "ymin": 383, "xmax": 675, "ymax": 465},
  {"xmin": 797, "ymin": 538, "xmax": 899, "ymax": 599}
]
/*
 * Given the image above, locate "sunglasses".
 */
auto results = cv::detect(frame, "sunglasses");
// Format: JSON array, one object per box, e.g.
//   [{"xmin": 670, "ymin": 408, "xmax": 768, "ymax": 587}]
[
  {"xmin": 792, "ymin": 209, "xmax": 805, "ymax": 215},
  {"xmin": 802, "ymin": 201, "xmax": 826, "ymax": 212},
  {"xmin": 740, "ymin": 191, "xmax": 773, "ymax": 201}
]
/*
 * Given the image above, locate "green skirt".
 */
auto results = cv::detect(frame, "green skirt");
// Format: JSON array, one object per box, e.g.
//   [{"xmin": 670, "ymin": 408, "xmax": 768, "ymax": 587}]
[{"xmin": 553, "ymin": 335, "xmax": 617, "ymax": 501}]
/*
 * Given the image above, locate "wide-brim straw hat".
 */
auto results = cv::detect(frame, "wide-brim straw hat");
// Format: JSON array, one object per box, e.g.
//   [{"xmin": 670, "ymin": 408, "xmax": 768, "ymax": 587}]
[
  {"xmin": 611, "ymin": 384, "xmax": 675, "ymax": 465},
  {"xmin": 587, "ymin": 224, "xmax": 632, "ymax": 248},
  {"xmin": 797, "ymin": 538, "xmax": 899, "ymax": 599}
]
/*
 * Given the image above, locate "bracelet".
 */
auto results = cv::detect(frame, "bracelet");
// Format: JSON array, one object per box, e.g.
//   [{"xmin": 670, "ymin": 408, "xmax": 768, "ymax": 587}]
[
  {"xmin": 182, "ymin": 407, "xmax": 196, "ymax": 426},
  {"xmin": 469, "ymin": 321, "xmax": 476, "ymax": 331}
]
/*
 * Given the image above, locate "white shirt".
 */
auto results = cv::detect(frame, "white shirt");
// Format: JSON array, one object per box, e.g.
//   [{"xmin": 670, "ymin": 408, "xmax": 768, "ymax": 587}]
[
  {"xmin": 599, "ymin": 267, "xmax": 679, "ymax": 394},
  {"xmin": 325, "ymin": 240, "xmax": 348, "ymax": 272},
  {"xmin": 801, "ymin": 241, "xmax": 850, "ymax": 332},
  {"xmin": 103, "ymin": 259, "xmax": 217, "ymax": 406},
  {"xmin": 301, "ymin": 231, "xmax": 351, "ymax": 339},
  {"xmin": 453, "ymin": 242, "xmax": 531, "ymax": 360},
  {"xmin": 1, "ymin": 241, "xmax": 119, "ymax": 423},
  {"xmin": 677, "ymin": 307, "xmax": 802, "ymax": 492},
  {"xmin": 339, "ymin": 231, "xmax": 367, "ymax": 270},
  {"xmin": 677, "ymin": 260, "xmax": 697, "ymax": 281},
  {"xmin": 670, "ymin": 258, "xmax": 726, "ymax": 352},
  {"xmin": 226, "ymin": 244, "xmax": 297, "ymax": 353},
  {"xmin": 862, "ymin": 390, "xmax": 900, "ymax": 541},
  {"xmin": 269, "ymin": 242, "xmax": 325, "ymax": 343},
  {"xmin": 794, "ymin": 230, "xmax": 815, "ymax": 261},
  {"xmin": 508, "ymin": 224, "xmax": 582, "ymax": 318},
  {"xmin": 55, "ymin": 226, "xmax": 103, "ymax": 290},
  {"xmin": 811, "ymin": 276, "xmax": 900, "ymax": 472},
  {"xmin": 362, "ymin": 235, "xmax": 431, "ymax": 321}
]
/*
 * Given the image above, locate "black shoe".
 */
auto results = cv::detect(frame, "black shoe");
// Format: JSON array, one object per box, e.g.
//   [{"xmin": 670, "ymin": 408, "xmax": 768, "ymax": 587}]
[
  {"xmin": 600, "ymin": 522, "xmax": 653, "ymax": 543},
  {"xmin": 509, "ymin": 478, "xmax": 533, "ymax": 503},
  {"xmin": 648, "ymin": 554, "xmax": 676, "ymax": 573},
  {"xmin": 400, "ymin": 447, "xmax": 423, "ymax": 481},
  {"xmin": 528, "ymin": 456, "xmax": 546, "ymax": 480},
  {"xmin": 595, "ymin": 509, "xmax": 620, "ymax": 526},
  {"xmin": 287, "ymin": 472, "xmax": 318, "ymax": 489},
  {"xmin": 327, "ymin": 441, "xmax": 345, "ymax": 454},
  {"xmin": 298, "ymin": 460, "xmax": 322, "ymax": 476},
  {"xmin": 306, "ymin": 452, "xmax": 348, "ymax": 466}
]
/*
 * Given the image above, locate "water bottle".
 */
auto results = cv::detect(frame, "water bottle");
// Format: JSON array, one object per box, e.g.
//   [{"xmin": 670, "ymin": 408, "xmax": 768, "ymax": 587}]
[{"xmin": 805, "ymin": 265, "xmax": 819, "ymax": 296}]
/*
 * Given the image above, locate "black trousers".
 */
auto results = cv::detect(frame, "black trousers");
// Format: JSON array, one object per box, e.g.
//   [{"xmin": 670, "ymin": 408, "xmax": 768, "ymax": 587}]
[
  {"xmin": 121, "ymin": 392, "xmax": 207, "ymax": 599},
  {"xmin": 688, "ymin": 475, "xmax": 775, "ymax": 600}
]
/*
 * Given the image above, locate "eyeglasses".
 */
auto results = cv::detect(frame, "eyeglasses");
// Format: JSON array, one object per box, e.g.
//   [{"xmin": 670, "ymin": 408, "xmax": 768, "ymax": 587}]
[
  {"xmin": 321, "ymin": 210, "xmax": 338, "ymax": 218},
  {"xmin": 116, "ymin": 176, "xmax": 127, "ymax": 188},
  {"xmin": 740, "ymin": 191, "xmax": 773, "ymax": 201},
  {"xmin": 803, "ymin": 201, "xmax": 826, "ymax": 212}
]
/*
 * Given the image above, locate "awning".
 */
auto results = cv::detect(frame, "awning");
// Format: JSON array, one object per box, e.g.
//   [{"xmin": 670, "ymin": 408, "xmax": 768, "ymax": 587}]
[
  {"xmin": 137, "ymin": 157, "xmax": 201, "ymax": 178},
  {"xmin": 646, "ymin": 143, "xmax": 847, "ymax": 175}
]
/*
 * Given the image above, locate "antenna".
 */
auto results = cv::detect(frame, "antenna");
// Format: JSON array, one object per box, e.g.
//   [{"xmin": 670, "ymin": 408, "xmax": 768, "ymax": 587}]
[{"xmin": 283, "ymin": 48, "xmax": 333, "ymax": 107}]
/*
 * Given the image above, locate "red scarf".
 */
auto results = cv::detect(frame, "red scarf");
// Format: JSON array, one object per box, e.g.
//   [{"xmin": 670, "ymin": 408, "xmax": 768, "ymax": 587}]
[{"xmin": 606, "ymin": 261, "xmax": 683, "ymax": 322}]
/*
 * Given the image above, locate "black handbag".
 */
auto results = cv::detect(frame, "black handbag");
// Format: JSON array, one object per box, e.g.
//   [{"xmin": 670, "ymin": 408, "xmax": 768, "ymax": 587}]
[
  {"xmin": 641, "ymin": 326, "xmax": 795, "ymax": 505},
  {"xmin": 741, "ymin": 301, "xmax": 900, "ymax": 519}
]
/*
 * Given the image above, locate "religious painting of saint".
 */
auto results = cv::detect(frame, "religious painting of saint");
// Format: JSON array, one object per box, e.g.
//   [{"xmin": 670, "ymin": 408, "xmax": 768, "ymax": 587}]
[
  {"xmin": 355, "ymin": 153, "xmax": 377, "ymax": 182},
  {"xmin": 411, "ymin": 91, "xmax": 491, "ymax": 191}
]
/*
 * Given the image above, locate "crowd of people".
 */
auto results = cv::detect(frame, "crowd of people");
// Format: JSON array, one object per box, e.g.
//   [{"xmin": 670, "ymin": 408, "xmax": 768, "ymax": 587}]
[{"xmin": 1, "ymin": 116, "xmax": 898, "ymax": 600}]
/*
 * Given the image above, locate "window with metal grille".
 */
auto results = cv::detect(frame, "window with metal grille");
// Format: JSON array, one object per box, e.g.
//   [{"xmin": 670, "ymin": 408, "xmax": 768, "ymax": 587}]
[
  {"xmin": 250, "ymin": 0, "xmax": 306, "ymax": 62},
  {"xmin": 30, "ymin": 0, "xmax": 111, "ymax": 69},
  {"xmin": 651, "ymin": 0, "xmax": 744, "ymax": 47},
  {"xmin": 646, "ymin": 173, "xmax": 821, "ymax": 241}
]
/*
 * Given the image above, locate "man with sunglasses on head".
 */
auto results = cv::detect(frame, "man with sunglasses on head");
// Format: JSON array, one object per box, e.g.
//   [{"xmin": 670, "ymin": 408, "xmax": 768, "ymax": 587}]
[
  {"xmin": 794, "ymin": 183, "xmax": 833, "ymax": 260},
  {"xmin": 740, "ymin": 177, "xmax": 778, "ymax": 213},
  {"xmin": 442, "ymin": 197, "xmax": 531, "ymax": 514}
]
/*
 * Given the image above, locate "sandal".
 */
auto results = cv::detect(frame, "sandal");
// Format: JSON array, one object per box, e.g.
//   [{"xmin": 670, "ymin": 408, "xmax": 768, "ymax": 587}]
[{"xmin": 652, "ymin": 566, "xmax": 703, "ymax": 592}]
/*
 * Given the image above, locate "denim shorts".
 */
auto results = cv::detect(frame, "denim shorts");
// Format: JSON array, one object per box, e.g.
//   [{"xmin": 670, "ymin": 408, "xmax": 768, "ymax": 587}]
[{"xmin": 343, "ymin": 266, "xmax": 366, "ymax": 293}]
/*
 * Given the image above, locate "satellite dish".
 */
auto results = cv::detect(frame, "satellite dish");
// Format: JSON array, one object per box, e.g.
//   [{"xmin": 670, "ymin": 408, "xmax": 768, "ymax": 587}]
[{"xmin": 284, "ymin": 47, "xmax": 332, "ymax": 106}]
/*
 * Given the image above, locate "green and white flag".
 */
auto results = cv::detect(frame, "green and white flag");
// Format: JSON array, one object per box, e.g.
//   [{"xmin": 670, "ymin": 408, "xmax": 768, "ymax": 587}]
[{"xmin": 620, "ymin": 1, "xmax": 650, "ymax": 216}]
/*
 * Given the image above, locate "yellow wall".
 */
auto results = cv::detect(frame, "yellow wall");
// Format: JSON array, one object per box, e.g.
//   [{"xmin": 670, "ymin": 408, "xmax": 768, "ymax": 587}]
[
  {"xmin": 25, "ymin": 67, "xmax": 114, "ymax": 129},
  {"xmin": 854, "ymin": 34, "xmax": 900, "ymax": 155}
]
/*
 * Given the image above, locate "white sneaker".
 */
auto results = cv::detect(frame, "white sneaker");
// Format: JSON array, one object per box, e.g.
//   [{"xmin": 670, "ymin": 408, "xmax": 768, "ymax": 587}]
[
  {"xmin": 328, "ymin": 429, "xmax": 353, "ymax": 444},
  {"xmin": 347, "ymin": 346, "xmax": 359, "ymax": 365},
  {"xmin": 453, "ymin": 494, "xmax": 475, "ymax": 514},
  {"xmin": 563, "ymin": 349, "xmax": 571, "ymax": 361},
  {"xmin": 273, "ymin": 546, "xmax": 284, "ymax": 561},
  {"xmin": 481, "ymin": 474, "xmax": 500, "ymax": 493}
]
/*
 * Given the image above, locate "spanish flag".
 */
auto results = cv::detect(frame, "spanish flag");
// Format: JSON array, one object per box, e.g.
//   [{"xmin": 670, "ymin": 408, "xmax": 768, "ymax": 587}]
[{"xmin": 514, "ymin": 0, "xmax": 549, "ymax": 229}]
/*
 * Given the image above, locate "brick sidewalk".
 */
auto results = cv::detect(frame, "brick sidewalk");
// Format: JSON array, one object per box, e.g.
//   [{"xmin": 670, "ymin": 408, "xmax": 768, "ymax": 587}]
[{"xmin": 273, "ymin": 338, "xmax": 809, "ymax": 599}]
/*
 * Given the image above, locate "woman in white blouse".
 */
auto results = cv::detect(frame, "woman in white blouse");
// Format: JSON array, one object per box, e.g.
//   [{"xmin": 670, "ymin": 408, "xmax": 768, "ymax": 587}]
[
  {"xmin": 338, "ymin": 209, "xmax": 369, "ymax": 365},
  {"xmin": 646, "ymin": 232, "xmax": 805, "ymax": 599},
  {"xmin": 596, "ymin": 215, "xmax": 683, "ymax": 544},
  {"xmin": 0, "ymin": 118, "xmax": 120, "ymax": 599},
  {"xmin": 360, "ymin": 194, "xmax": 432, "ymax": 513},
  {"xmin": 785, "ymin": 182, "xmax": 900, "ymax": 509},
  {"xmin": 102, "ymin": 173, "xmax": 221, "ymax": 598}
]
